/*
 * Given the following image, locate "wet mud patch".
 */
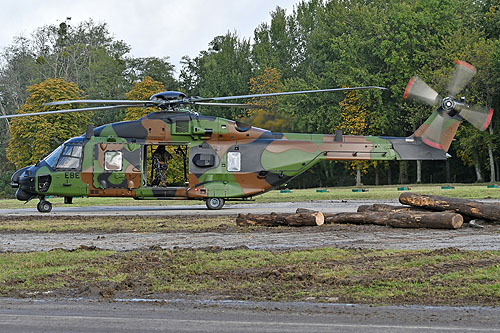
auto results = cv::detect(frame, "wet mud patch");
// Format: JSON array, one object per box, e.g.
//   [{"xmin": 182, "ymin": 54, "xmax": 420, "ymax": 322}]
[{"xmin": 1, "ymin": 247, "xmax": 500, "ymax": 306}]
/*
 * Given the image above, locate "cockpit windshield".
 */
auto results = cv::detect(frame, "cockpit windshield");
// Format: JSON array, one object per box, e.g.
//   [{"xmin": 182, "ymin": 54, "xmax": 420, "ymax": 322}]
[
  {"xmin": 43, "ymin": 143, "xmax": 83, "ymax": 169},
  {"xmin": 43, "ymin": 145, "xmax": 64, "ymax": 168}
]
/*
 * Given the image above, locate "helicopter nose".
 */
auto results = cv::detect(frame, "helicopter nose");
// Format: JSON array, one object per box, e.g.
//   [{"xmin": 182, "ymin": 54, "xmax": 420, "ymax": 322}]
[{"xmin": 12, "ymin": 167, "xmax": 37, "ymax": 201}]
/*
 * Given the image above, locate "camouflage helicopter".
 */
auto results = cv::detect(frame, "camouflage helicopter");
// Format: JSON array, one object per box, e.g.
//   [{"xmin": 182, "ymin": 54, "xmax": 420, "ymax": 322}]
[{"xmin": 1, "ymin": 60, "xmax": 493, "ymax": 212}]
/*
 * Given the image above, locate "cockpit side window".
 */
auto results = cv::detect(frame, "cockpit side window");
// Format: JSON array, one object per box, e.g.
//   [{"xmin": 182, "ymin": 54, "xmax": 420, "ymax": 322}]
[{"xmin": 55, "ymin": 144, "xmax": 83, "ymax": 169}]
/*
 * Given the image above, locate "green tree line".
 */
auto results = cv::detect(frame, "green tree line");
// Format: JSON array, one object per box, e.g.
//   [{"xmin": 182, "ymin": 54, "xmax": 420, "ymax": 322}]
[{"xmin": 1, "ymin": 1, "xmax": 500, "ymax": 197}]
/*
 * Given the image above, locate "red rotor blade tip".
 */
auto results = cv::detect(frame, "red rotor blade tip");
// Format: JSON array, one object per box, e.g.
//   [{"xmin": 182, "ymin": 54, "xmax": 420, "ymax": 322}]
[{"xmin": 404, "ymin": 77, "xmax": 416, "ymax": 100}]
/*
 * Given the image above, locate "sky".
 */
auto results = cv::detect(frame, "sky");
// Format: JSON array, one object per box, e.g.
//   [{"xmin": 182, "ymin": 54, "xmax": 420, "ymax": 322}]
[{"xmin": 0, "ymin": 0, "xmax": 298, "ymax": 74}]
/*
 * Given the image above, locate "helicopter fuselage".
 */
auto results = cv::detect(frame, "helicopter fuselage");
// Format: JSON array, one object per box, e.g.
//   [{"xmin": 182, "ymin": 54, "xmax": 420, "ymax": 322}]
[{"xmin": 11, "ymin": 111, "xmax": 447, "ymax": 211}]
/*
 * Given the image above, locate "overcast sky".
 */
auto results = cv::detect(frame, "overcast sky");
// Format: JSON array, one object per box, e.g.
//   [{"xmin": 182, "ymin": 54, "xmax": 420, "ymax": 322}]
[{"xmin": 0, "ymin": 0, "xmax": 298, "ymax": 74}]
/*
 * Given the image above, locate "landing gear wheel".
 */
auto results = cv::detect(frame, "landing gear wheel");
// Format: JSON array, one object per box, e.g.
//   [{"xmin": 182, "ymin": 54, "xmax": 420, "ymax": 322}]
[
  {"xmin": 206, "ymin": 197, "xmax": 225, "ymax": 210},
  {"xmin": 37, "ymin": 200, "xmax": 52, "ymax": 213}
]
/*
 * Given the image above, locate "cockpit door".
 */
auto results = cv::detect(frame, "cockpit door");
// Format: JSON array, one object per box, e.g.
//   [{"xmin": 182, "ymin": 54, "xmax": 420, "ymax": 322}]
[{"xmin": 93, "ymin": 142, "xmax": 142, "ymax": 189}]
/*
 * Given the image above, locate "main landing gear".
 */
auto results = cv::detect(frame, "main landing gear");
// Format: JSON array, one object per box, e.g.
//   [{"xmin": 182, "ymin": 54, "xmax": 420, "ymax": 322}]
[
  {"xmin": 37, "ymin": 199, "xmax": 52, "ymax": 213},
  {"xmin": 205, "ymin": 197, "xmax": 225, "ymax": 210}
]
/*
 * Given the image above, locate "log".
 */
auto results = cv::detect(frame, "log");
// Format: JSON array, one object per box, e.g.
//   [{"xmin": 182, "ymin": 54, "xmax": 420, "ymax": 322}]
[
  {"xmin": 325, "ymin": 212, "xmax": 387, "ymax": 226},
  {"xmin": 287, "ymin": 212, "xmax": 324, "ymax": 226},
  {"xmin": 357, "ymin": 204, "xmax": 427, "ymax": 213},
  {"xmin": 235, "ymin": 213, "xmax": 284, "ymax": 227},
  {"xmin": 386, "ymin": 211, "xmax": 463, "ymax": 229},
  {"xmin": 399, "ymin": 192, "xmax": 500, "ymax": 222},
  {"xmin": 326, "ymin": 211, "xmax": 463, "ymax": 229},
  {"xmin": 236, "ymin": 211, "xmax": 324, "ymax": 227},
  {"xmin": 357, "ymin": 204, "xmax": 472, "ymax": 223}
]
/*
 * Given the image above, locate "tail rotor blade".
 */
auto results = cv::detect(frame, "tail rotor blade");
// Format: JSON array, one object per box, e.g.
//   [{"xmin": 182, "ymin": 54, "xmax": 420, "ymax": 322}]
[
  {"xmin": 448, "ymin": 60, "xmax": 477, "ymax": 97},
  {"xmin": 414, "ymin": 111, "xmax": 461, "ymax": 151},
  {"xmin": 458, "ymin": 105, "xmax": 493, "ymax": 131},
  {"xmin": 404, "ymin": 76, "xmax": 440, "ymax": 106}
]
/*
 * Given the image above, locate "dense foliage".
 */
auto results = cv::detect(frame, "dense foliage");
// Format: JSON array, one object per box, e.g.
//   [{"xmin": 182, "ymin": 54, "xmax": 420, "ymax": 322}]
[{"xmin": 1, "ymin": 1, "xmax": 500, "ymax": 197}]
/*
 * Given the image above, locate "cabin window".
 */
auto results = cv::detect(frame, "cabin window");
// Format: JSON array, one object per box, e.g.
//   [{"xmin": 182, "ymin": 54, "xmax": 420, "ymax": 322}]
[
  {"xmin": 227, "ymin": 152, "xmax": 241, "ymax": 172},
  {"xmin": 104, "ymin": 151, "xmax": 122, "ymax": 171},
  {"xmin": 193, "ymin": 153, "xmax": 215, "ymax": 168},
  {"xmin": 55, "ymin": 144, "xmax": 82, "ymax": 169}
]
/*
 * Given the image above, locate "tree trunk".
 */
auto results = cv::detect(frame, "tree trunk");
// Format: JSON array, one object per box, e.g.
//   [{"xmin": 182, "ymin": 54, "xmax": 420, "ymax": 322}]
[
  {"xmin": 496, "ymin": 158, "xmax": 500, "ymax": 182},
  {"xmin": 416, "ymin": 160, "xmax": 422, "ymax": 184},
  {"xmin": 236, "ymin": 212, "xmax": 324, "ymax": 227},
  {"xmin": 326, "ymin": 211, "xmax": 463, "ymax": 229},
  {"xmin": 488, "ymin": 125, "xmax": 496, "ymax": 182},
  {"xmin": 399, "ymin": 192, "xmax": 500, "ymax": 221},
  {"xmin": 0, "ymin": 101, "xmax": 9, "ymax": 136},
  {"xmin": 473, "ymin": 151, "xmax": 483, "ymax": 183},
  {"xmin": 375, "ymin": 164, "xmax": 380, "ymax": 186},
  {"xmin": 445, "ymin": 159, "xmax": 451, "ymax": 183},
  {"xmin": 387, "ymin": 162, "xmax": 392, "ymax": 185},
  {"xmin": 355, "ymin": 165, "xmax": 362, "ymax": 187},
  {"xmin": 398, "ymin": 161, "xmax": 409, "ymax": 184}
]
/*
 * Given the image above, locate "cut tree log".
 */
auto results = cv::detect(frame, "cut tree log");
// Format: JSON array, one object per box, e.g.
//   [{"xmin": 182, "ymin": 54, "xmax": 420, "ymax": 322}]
[
  {"xmin": 399, "ymin": 192, "xmax": 500, "ymax": 222},
  {"xmin": 357, "ymin": 204, "xmax": 429, "ymax": 213},
  {"xmin": 357, "ymin": 204, "xmax": 472, "ymax": 223},
  {"xmin": 236, "ymin": 211, "xmax": 324, "ymax": 227},
  {"xmin": 326, "ymin": 211, "xmax": 463, "ymax": 229}
]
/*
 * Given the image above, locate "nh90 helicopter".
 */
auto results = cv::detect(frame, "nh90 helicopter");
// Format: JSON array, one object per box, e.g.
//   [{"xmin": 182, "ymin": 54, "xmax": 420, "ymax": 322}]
[{"xmin": 1, "ymin": 60, "xmax": 493, "ymax": 212}]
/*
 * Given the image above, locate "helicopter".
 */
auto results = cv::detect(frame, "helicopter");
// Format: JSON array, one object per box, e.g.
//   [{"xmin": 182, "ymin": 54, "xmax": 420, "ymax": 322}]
[{"xmin": 1, "ymin": 60, "xmax": 493, "ymax": 212}]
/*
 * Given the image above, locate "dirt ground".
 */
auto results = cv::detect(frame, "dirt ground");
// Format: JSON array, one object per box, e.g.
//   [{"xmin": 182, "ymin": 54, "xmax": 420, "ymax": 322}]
[
  {"xmin": 1, "ymin": 217, "xmax": 500, "ymax": 252},
  {"xmin": 2, "ymin": 200, "xmax": 500, "ymax": 311}
]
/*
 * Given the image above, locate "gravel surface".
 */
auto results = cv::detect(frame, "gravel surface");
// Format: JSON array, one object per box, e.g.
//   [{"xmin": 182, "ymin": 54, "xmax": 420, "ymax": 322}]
[{"xmin": 1, "ymin": 200, "xmax": 500, "ymax": 252}]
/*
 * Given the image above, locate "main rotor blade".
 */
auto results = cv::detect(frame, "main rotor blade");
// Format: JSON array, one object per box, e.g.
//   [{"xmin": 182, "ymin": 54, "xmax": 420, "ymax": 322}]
[
  {"xmin": 194, "ymin": 102, "xmax": 263, "ymax": 108},
  {"xmin": 192, "ymin": 86, "xmax": 387, "ymax": 103},
  {"xmin": 404, "ymin": 76, "xmax": 440, "ymax": 106},
  {"xmin": 0, "ymin": 104, "xmax": 141, "ymax": 119},
  {"xmin": 448, "ymin": 60, "xmax": 477, "ymax": 97},
  {"xmin": 414, "ymin": 110, "xmax": 461, "ymax": 151},
  {"xmin": 458, "ymin": 104, "xmax": 493, "ymax": 131},
  {"xmin": 45, "ymin": 99, "xmax": 163, "ymax": 106}
]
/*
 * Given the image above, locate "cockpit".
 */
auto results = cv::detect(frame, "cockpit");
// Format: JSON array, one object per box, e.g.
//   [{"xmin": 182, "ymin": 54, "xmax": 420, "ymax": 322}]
[{"xmin": 42, "ymin": 139, "xmax": 84, "ymax": 170}]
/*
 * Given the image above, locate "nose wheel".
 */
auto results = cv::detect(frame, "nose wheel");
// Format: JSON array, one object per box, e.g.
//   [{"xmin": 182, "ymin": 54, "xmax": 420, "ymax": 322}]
[
  {"xmin": 206, "ymin": 197, "xmax": 225, "ymax": 210},
  {"xmin": 37, "ymin": 200, "xmax": 52, "ymax": 213}
]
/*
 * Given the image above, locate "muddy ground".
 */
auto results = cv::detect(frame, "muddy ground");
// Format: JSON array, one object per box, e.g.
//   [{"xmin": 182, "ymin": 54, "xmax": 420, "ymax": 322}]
[
  {"xmin": 2, "ymin": 199, "xmax": 500, "ymax": 252},
  {"xmin": 2, "ymin": 222, "xmax": 500, "ymax": 252}
]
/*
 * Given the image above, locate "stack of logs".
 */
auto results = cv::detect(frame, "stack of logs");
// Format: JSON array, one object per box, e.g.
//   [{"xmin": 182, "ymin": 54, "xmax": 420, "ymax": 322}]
[{"xmin": 236, "ymin": 193, "xmax": 500, "ymax": 230}]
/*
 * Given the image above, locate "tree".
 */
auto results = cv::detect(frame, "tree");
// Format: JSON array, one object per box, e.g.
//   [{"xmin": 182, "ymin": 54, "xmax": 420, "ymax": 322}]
[
  {"xmin": 246, "ymin": 67, "xmax": 288, "ymax": 131},
  {"xmin": 0, "ymin": 19, "xmax": 131, "ymax": 127},
  {"xmin": 337, "ymin": 89, "xmax": 377, "ymax": 186},
  {"xmin": 6, "ymin": 78, "xmax": 89, "ymax": 169},
  {"xmin": 180, "ymin": 32, "xmax": 253, "ymax": 119},
  {"xmin": 124, "ymin": 76, "xmax": 166, "ymax": 121},
  {"xmin": 125, "ymin": 56, "xmax": 177, "ymax": 90}
]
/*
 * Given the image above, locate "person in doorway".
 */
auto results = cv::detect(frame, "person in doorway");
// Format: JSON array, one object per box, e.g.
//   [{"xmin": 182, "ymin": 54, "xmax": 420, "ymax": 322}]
[{"xmin": 151, "ymin": 145, "xmax": 172, "ymax": 186}]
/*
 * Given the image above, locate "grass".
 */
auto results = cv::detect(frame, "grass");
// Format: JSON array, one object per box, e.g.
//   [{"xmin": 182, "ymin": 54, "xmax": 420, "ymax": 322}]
[
  {"xmin": 0, "ymin": 215, "xmax": 234, "ymax": 233},
  {"xmin": 0, "ymin": 183, "xmax": 499, "ymax": 210},
  {"xmin": 1, "ymin": 247, "xmax": 500, "ymax": 306}
]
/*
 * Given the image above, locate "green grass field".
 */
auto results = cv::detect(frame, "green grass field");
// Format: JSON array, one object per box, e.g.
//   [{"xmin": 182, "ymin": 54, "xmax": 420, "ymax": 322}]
[
  {"xmin": 0, "ymin": 183, "xmax": 498, "ymax": 209},
  {"xmin": 1, "ymin": 247, "xmax": 500, "ymax": 306}
]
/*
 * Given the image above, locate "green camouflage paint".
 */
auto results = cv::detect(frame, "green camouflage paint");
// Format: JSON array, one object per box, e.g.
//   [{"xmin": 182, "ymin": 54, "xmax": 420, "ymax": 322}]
[{"xmin": 14, "ymin": 110, "xmax": 448, "ymax": 208}]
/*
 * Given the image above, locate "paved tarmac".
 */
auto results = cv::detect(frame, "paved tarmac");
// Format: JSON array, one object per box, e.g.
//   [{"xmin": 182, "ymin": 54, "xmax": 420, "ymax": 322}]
[
  {"xmin": 0, "ymin": 200, "xmax": 395, "ymax": 216},
  {"xmin": 1, "ymin": 298, "xmax": 500, "ymax": 333}
]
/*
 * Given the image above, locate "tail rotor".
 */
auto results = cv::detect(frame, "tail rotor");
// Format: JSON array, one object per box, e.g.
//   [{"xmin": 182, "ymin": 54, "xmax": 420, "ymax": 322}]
[{"xmin": 404, "ymin": 60, "xmax": 493, "ymax": 151}]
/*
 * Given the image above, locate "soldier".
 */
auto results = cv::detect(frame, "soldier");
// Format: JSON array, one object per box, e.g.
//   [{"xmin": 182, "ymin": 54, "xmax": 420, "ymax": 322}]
[{"xmin": 151, "ymin": 145, "xmax": 172, "ymax": 187}]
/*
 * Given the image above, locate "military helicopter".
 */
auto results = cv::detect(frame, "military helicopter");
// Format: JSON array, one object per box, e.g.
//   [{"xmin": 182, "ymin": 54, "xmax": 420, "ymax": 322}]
[{"xmin": 1, "ymin": 60, "xmax": 493, "ymax": 212}]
